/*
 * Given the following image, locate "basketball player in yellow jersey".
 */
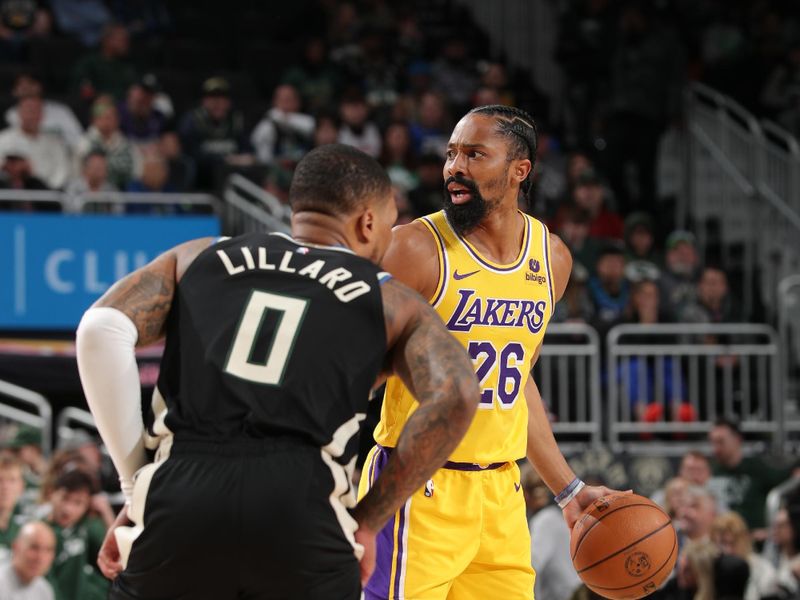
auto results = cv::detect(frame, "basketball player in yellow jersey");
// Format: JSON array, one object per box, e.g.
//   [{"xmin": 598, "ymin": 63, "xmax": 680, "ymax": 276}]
[{"xmin": 358, "ymin": 105, "xmax": 616, "ymax": 599}]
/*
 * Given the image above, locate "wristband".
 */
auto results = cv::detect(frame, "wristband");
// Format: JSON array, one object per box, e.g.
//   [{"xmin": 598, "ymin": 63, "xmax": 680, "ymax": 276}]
[{"xmin": 555, "ymin": 478, "xmax": 585, "ymax": 509}]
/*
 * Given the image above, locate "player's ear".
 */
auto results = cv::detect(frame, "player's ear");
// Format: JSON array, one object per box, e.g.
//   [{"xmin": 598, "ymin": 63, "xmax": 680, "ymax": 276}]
[
  {"xmin": 355, "ymin": 205, "xmax": 375, "ymax": 244},
  {"xmin": 514, "ymin": 158, "xmax": 532, "ymax": 184}
]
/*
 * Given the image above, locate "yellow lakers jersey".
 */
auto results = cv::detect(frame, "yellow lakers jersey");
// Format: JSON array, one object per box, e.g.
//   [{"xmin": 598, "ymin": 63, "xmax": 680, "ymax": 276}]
[{"xmin": 374, "ymin": 210, "xmax": 555, "ymax": 464}]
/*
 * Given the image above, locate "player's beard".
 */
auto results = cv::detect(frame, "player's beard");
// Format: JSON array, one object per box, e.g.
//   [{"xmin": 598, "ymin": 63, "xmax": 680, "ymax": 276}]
[{"xmin": 443, "ymin": 175, "xmax": 488, "ymax": 236}]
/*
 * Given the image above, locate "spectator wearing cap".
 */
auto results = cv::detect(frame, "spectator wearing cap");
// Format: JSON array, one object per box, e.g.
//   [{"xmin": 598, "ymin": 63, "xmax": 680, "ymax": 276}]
[
  {"xmin": 337, "ymin": 90, "xmax": 382, "ymax": 158},
  {"xmin": 570, "ymin": 168, "xmax": 624, "ymax": 240},
  {"xmin": 0, "ymin": 146, "xmax": 48, "ymax": 192},
  {"xmin": 0, "ymin": 96, "xmax": 71, "ymax": 190},
  {"xmin": 659, "ymin": 230, "xmax": 700, "ymax": 321},
  {"xmin": 70, "ymin": 23, "xmax": 137, "ymax": 102},
  {"xmin": 117, "ymin": 74, "xmax": 173, "ymax": 147},
  {"xmin": 251, "ymin": 84, "xmax": 315, "ymax": 166},
  {"xmin": 6, "ymin": 427, "xmax": 44, "ymax": 509},
  {"xmin": 5, "ymin": 73, "xmax": 84, "ymax": 152},
  {"xmin": 64, "ymin": 150, "xmax": 116, "ymax": 212},
  {"xmin": 0, "ymin": 521, "xmax": 56, "ymax": 600},
  {"xmin": 76, "ymin": 96, "xmax": 139, "ymax": 190},
  {"xmin": 708, "ymin": 419, "xmax": 791, "ymax": 536},
  {"xmin": 178, "ymin": 77, "xmax": 250, "ymax": 190},
  {"xmin": 624, "ymin": 212, "xmax": 661, "ymax": 282},
  {"xmin": 588, "ymin": 242, "xmax": 630, "ymax": 334}
]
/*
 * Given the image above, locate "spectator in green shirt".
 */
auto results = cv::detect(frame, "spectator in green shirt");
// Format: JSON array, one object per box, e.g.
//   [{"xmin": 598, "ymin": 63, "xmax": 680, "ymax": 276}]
[
  {"xmin": 0, "ymin": 453, "xmax": 27, "ymax": 563},
  {"xmin": 708, "ymin": 418, "xmax": 792, "ymax": 539},
  {"xmin": 45, "ymin": 470, "xmax": 108, "ymax": 600},
  {"xmin": 71, "ymin": 23, "xmax": 137, "ymax": 103}
]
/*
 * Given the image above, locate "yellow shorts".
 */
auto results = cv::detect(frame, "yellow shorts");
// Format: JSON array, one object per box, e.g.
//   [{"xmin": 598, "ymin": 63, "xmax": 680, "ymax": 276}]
[{"xmin": 358, "ymin": 445, "xmax": 535, "ymax": 600}]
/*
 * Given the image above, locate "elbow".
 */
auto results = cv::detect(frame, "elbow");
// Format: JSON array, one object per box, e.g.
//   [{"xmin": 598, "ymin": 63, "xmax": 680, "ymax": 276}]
[{"xmin": 450, "ymin": 376, "xmax": 480, "ymax": 433}]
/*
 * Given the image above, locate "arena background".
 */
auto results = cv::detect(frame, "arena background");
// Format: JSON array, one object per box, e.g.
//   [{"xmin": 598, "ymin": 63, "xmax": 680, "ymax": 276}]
[{"xmin": 0, "ymin": 0, "xmax": 798, "ymax": 597}]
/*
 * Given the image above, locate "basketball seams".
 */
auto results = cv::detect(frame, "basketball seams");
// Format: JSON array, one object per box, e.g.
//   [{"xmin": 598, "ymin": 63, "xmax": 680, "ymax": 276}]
[
  {"xmin": 571, "ymin": 501, "xmax": 669, "ymax": 561},
  {"xmin": 586, "ymin": 528, "xmax": 677, "ymax": 592},
  {"xmin": 576, "ymin": 520, "xmax": 673, "ymax": 575}
]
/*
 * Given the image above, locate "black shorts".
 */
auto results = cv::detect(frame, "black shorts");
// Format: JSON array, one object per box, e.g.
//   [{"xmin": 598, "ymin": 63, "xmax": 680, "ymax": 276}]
[{"xmin": 110, "ymin": 437, "xmax": 361, "ymax": 600}]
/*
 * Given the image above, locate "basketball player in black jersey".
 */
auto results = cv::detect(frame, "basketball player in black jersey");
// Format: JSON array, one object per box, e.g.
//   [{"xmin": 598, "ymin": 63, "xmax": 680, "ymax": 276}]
[{"xmin": 75, "ymin": 144, "xmax": 480, "ymax": 600}]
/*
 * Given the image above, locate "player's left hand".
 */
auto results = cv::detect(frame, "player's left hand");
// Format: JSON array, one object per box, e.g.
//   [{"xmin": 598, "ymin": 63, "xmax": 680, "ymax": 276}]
[
  {"xmin": 561, "ymin": 485, "xmax": 630, "ymax": 529},
  {"xmin": 354, "ymin": 524, "xmax": 376, "ymax": 588},
  {"xmin": 97, "ymin": 506, "xmax": 132, "ymax": 580}
]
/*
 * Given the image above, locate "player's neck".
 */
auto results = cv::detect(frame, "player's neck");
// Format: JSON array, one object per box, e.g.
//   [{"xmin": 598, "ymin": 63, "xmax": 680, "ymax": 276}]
[
  {"xmin": 291, "ymin": 212, "xmax": 351, "ymax": 251},
  {"xmin": 463, "ymin": 203, "xmax": 525, "ymax": 265}
]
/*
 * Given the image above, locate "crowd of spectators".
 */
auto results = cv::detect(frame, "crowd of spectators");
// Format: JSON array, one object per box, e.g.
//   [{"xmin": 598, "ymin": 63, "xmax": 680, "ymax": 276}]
[
  {"xmin": 0, "ymin": 425, "xmax": 115, "ymax": 600},
  {"xmin": 523, "ymin": 418, "xmax": 800, "ymax": 600}
]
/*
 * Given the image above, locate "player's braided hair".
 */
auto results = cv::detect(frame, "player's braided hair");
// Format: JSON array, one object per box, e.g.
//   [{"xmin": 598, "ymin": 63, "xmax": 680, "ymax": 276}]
[
  {"xmin": 290, "ymin": 143, "xmax": 391, "ymax": 215},
  {"xmin": 468, "ymin": 105, "xmax": 537, "ymax": 201}
]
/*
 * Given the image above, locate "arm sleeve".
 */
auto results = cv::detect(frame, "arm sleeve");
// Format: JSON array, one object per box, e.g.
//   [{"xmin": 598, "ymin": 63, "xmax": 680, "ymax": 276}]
[{"xmin": 76, "ymin": 307, "xmax": 149, "ymax": 503}]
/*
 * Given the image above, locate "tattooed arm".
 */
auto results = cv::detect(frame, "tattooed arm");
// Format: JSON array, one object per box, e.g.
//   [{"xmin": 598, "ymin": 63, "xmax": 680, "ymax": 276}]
[
  {"xmin": 76, "ymin": 238, "xmax": 214, "ymax": 503},
  {"xmin": 352, "ymin": 279, "xmax": 479, "ymax": 533}
]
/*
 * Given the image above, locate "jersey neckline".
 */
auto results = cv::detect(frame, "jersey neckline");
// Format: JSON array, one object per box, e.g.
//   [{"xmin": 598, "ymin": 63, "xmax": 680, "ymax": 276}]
[
  {"xmin": 270, "ymin": 232, "xmax": 355, "ymax": 255},
  {"xmin": 440, "ymin": 210, "xmax": 531, "ymax": 273}
]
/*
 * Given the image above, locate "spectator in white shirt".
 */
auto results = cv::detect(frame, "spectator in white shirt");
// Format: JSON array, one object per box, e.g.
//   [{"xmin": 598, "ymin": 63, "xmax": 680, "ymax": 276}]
[
  {"xmin": 5, "ymin": 73, "xmax": 84, "ymax": 152},
  {"xmin": 337, "ymin": 90, "xmax": 382, "ymax": 158},
  {"xmin": 250, "ymin": 84, "xmax": 315, "ymax": 165},
  {"xmin": 64, "ymin": 150, "xmax": 118, "ymax": 212},
  {"xmin": 0, "ymin": 96, "xmax": 72, "ymax": 189},
  {"xmin": 0, "ymin": 521, "xmax": 56, "ymax": 600}
]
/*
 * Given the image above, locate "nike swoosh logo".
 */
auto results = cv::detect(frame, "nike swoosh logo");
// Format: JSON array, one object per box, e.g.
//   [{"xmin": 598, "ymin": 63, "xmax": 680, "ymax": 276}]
[
  {"xmin": 514, "ymin": 482, "xmax": 521, "ymax": 492},
  {"xmin": 453, "ymin": 270, "xmax": 479, "ymax": 280}
]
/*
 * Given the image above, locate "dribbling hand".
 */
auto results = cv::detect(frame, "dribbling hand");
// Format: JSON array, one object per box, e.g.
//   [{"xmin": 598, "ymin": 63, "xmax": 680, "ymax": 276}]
[
  {"xmin": 562, "ymin": 485, "xmax": 631, "ymax": 529},
  {"xmin": 97, "ymin": 506, "xmax": 132, "ymax": 580},
  {"xmin": 354, "ymin": 525, "xmax": 377, "ymax": 588}
]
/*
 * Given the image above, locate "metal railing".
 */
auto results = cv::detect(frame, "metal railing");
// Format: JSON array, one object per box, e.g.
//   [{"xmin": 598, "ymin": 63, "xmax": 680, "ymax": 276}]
[
  {"xmin": 222, "ymin": 174, "xmax": 290, "ymax": 235},
  {"xmin": 607, "ymin": 323, "xmax": 782, "ymax": 455},
  {"xmin": 779, "ymin": 274, "xmax": 800, "ymax": 440},
  {"xmin": 0, "ymin": 189, "xmax": 219, "ymax": 214},
  {"xmin": 685, "ymin": 83, "xmax": 800, "ymax": 319},
  {"xmin": 0, "ymin": 379, "xmax": 52, "ymax": 457},
  {"xmin": 535, "ymin": 323, "xmax": 602, "ymax": 450},
  {"xmin": 55, "ymin": 406, "xmax": 98, "ymax": 450}
]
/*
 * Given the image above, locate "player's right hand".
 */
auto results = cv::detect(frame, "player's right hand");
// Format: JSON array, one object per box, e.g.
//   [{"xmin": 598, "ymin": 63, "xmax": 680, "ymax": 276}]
[
  {"xmin": 97, "ymin": 506, "xmax": 132, "ymax": 580},
  {"xmin": 354, "ymin": 525, "xmax": 377, "ymax": 587}
]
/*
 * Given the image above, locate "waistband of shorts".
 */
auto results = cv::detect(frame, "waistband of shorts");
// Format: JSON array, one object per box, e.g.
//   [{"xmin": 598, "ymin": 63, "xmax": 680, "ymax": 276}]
[
  {"xmin": 376, "ymin": 445, "xmax": 507, "ymax": 471},
  {"xmin": 171, "ymin": 435, "xmax": 317, "ymax": 456}
]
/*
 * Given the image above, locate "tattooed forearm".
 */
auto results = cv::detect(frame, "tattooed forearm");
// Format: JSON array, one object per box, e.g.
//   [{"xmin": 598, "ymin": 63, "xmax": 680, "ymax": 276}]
[
  {"xmin": 94, "ymin": 254, "xmax": 176, "ymax": 347},
  {"xmin": 355, "ymin": 283, "xmax": 479, "ymax": 531}
]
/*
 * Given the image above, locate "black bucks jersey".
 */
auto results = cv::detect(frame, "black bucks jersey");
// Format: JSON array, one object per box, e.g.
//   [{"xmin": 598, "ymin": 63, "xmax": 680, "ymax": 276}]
[{"xmin": 152, "ymin": 232, "xmax": 389, "ymax": 467}]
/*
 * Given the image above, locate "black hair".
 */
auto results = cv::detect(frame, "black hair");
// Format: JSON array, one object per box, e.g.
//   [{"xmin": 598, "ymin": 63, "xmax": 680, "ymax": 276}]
[
  {"xmin": 713, "ymin": 417, "xmax": 742, "ymax": 438},
  {"xmin": 468, "ymin": 104, "xmax": 538, "ymax": 201},
  {"xmin": 53, "ymin": 469, "xmax": 97, "ymax": 495},
  {"xmin": 289, "ymin": 143, "xmax": 391, "ymax": 216}
]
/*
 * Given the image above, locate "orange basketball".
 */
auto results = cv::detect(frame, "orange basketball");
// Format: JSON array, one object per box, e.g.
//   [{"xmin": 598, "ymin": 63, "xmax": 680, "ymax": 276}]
[{"xmin": 570, "ymin": 493, "xmax": 678, "ymax": 600}]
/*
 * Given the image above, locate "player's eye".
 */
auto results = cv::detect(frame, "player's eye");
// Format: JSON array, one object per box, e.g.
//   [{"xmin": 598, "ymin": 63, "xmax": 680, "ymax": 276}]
[{"xmin": 445, "ymin": 150, "xmax": 456, "ymax": 160}]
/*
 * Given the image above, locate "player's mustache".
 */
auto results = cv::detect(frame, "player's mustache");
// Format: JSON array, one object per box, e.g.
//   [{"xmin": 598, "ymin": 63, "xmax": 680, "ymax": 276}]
[{"xmin": 443, "ymin": 175, "xmax": 479, "ymax": 196}]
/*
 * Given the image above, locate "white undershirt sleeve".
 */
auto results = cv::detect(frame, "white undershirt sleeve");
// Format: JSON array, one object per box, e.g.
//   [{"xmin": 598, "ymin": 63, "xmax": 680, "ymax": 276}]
[{"xmin": 76, "ymin": 306, "xmax": 149, "ymax": 503}]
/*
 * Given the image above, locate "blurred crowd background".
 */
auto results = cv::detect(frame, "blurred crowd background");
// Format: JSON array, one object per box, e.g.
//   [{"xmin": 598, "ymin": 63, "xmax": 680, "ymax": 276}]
[{"xmin": 0, "ymin": 0, "xmax": 799, "ymax": 599}]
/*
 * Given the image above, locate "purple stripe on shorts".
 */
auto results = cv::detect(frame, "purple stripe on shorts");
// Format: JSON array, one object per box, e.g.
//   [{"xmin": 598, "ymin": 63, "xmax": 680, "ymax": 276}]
[
  {"xmin": 393, "ymin": 501, "xmax": 406, "ymax": 598},
  {"xmin": 365, "ymin": 447, "xmax": 394, "ymax": 599}
]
